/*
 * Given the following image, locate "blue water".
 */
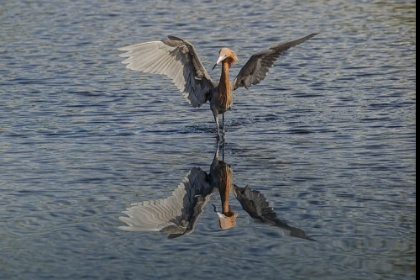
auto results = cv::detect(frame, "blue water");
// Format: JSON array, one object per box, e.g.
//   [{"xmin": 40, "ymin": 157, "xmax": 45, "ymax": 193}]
[{"xmin": 0, "ymin": 0, "xmax": 415, "ymax": 279}]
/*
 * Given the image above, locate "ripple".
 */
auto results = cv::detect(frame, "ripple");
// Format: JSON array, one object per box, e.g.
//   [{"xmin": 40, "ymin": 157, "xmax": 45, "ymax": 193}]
[{"xmin": 0, "ymin": 0, "xmax": 416, "ymax": 279}]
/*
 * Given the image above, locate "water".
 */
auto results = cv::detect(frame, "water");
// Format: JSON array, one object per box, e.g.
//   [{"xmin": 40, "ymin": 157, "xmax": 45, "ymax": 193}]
[{"xmin": 0, "ymin": 0, "xmax": 415, "ymax": 279}]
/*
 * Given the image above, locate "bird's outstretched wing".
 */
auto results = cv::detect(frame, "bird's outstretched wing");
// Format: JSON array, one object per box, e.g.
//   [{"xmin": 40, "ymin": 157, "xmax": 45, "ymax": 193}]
[
  {"xmin": 233, "ymin": 33, "xmax": 317, "ymax": 90},
  {"xmin": 119, "ymin": 167, "xmax": 213, "ymax": 239},
  {"xmin": 234, "ymin": 185, "xmax": 314, "ymax": 241},
  {"xmin": 119, "ymin": 35, "xmax": 215, "ymax": 108}
]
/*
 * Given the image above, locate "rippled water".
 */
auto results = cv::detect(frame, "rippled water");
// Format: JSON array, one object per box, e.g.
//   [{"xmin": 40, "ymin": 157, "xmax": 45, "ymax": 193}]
[{"xmin": 0, "ymin": 0, "xmax": 415, "ymax": 279}]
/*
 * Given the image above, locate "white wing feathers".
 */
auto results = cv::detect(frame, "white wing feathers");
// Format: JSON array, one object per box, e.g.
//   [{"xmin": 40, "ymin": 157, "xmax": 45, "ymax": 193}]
[
  {"xmin": 119, "ymin": 36, "xmax": 214, "ymax": 108},
  {"xmin": 119, "ymin": 167, "xmax": 211, "ymax": 236}
]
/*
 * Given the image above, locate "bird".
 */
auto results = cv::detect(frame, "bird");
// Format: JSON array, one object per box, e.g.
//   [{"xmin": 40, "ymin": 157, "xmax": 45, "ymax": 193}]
[
  {"xmin": 208, "ymin": 145, "xmax": 238, "ymax": 230},
  {"xmin": 119, "ymin": 145, "xmax": 314, "ymax": 240},
  {"xmin": 118, "ymin": 33, "xmax": 317, "ymax": 138}
]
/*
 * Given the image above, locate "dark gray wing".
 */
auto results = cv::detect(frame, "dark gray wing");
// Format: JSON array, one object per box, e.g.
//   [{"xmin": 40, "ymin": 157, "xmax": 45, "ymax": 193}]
[
  {"xmin": 233, "ymin": 33, "xmax": 317, "ymax": 90},
  {"xmin": 119, "ymin": 35, "xmax": 215, "ymax": 108},
  {"xmin": 234, "ymin": 185, "xmax": 314, "ymax": 241},
  {"xmin": 119, "ymin": 167, "xmax": 213, "ymax": 239}
]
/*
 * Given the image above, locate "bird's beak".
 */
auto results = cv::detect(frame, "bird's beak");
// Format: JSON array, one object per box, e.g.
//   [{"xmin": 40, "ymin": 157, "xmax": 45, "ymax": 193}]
[{"xmin": 212, "ymin": 55, "xmax": 225, "ymax": 70}]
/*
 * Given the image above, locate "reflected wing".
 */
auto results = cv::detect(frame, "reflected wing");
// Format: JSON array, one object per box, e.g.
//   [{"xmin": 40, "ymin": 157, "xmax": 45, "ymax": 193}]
[
  {"xmin": 119, "ymin": 167, "xmax": 212, "ymax": 238},
  {"xmin": 119, "ymin": 35, "xmax": 215, "ymax": 108},
  {"xmin": 234, "ymin": 185, "xmax": 314, "ymax": 241},
  {"xmin": 233, "ymin": 33, "xmax": 317, "ymax": 90}
]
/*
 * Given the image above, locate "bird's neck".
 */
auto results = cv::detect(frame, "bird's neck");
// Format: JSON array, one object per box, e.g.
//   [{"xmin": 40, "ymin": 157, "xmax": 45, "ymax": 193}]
[
  {"xmin": 211, "ymin": 160, "xmax": 233, "ymax": 215},
  {"xmin": 221, "ymin": 185, "xmax": 231, "ymax": 214},
  {"xmin": 219, "ymin": 61, "xmax": 232, "ymax": 98},
  {"xmin": 220, "ymin": 165, "xmax": 232, "ymax": 214}
]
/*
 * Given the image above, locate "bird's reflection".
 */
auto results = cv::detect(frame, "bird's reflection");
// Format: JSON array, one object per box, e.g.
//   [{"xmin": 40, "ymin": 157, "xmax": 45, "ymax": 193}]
[{"xmin": 119, "ymin": 144, "xmax": 314, "ymax": 240}]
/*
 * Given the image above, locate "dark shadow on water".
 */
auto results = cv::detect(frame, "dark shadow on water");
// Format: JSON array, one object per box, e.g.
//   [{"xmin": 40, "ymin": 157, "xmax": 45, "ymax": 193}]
[{"xmin": 119, "ymin": 142, "xmax": 315, "ymax": 241}]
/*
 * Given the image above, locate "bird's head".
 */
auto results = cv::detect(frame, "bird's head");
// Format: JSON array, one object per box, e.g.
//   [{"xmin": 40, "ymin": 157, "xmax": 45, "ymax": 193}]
[
  {"xmin": 212, "ymin": 48, "xmax": 238, "ymax": 70},
  {"xmin": 216, "ymin": 211, "xmax": 238, "ymax": 230}
]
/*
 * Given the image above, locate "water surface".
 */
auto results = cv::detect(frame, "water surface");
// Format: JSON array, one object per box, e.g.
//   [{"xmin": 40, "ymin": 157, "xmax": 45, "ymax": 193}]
[{"xmin": 0, "ymin": 0, "xmax": 415, "ymax": 279}]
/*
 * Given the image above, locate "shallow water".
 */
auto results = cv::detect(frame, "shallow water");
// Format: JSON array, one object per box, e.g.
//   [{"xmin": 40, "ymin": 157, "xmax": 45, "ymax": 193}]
[{"xmin": 0, "ymin": 0, "xmax": 416, "ymax": 279}]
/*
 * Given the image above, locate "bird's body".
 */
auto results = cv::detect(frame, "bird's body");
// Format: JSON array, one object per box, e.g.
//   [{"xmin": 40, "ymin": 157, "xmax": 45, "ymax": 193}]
[
  {"xmin": 209, "ymin": 147, "xmax": 235, "ymax": 218},
  {"xmin": 209, "ymin": 48, "xmax": 237, "ymax": 134},
  {"xmin": 119, "ymin": 34, "xmax": 317, "ymax": 138}
]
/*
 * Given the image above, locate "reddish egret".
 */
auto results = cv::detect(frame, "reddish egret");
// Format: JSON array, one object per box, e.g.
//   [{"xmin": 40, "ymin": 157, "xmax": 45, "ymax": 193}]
[
  {"xmin": 119, "ymin": 33, "xmax": 317, "ymax": 138},
  {"xmin": 119, "ymin": 145, "xmax": 314, "ymax": 239},
  {"xmin": 209, "ymin": 146, "xmax": 237, "ymax": 230}
]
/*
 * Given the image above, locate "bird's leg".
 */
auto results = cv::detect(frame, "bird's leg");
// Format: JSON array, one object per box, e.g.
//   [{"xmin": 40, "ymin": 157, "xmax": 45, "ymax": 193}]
[
  {"xmin": 221, "ymin": 141, "xmax": 225, "ymax": 161},
  {"xmin": 214, "ymin": 144, "xmax": 219, "ymax": 162},
  {"xmin": 222, "ymin": 114, "xmax": 225, "ymax": 134},
  {"xmin": 216, "ymin": 118, "xmax": 221, "ymax": 140},
  {"xmin": 218, "ymin": 114, "xmax": 225, "ymax": 146},
  {"xmin": 211, "ymin": 106, "xmax": 221, "ymax": 139}
]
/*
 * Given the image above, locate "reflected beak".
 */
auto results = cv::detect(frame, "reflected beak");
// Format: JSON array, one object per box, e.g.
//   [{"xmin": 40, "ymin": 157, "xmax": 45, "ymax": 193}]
[
  {"xmin": 216, "ymin": 212, "xmax": 226, "ymax": 219},
  {"xmin": 212, "ymin": 55, "xmax": 225, "ymax": 70}
]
